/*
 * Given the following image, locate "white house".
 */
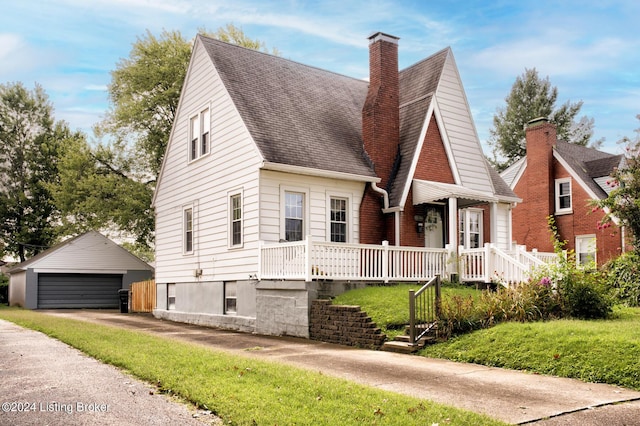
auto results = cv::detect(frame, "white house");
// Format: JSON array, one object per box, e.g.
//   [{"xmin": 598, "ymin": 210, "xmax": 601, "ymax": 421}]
[{"xmin": 152, "ymin": 32, "xmax": 526, "ymax": 337}]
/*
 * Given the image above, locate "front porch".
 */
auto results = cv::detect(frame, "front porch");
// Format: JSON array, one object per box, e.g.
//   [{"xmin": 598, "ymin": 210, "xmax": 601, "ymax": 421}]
[{"xmin": 258, "ymin": 238, "xmax": 556, "ymax": 286}]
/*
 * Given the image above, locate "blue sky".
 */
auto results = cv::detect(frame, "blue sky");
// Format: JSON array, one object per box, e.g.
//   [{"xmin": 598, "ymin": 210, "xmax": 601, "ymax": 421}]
[{"xmin": 1, "ymin": 0, "xmax": 638, "ymax": 155}]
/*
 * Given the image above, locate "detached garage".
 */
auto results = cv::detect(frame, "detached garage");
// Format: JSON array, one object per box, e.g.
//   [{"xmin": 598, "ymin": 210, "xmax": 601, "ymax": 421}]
[{"xmin": 9, "ymin": 231, "xmax": 154, "ymax": 309}]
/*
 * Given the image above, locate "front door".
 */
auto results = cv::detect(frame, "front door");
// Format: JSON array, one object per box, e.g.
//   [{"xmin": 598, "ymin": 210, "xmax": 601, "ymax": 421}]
[{"xmin": 424, "ymin": 206, "xmax": 444, "ymax": 248}]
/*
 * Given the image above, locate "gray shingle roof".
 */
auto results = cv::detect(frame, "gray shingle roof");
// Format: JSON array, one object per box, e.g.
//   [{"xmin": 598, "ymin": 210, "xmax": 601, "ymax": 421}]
[
  {"xmin": 486, "ymin": 160, "xmax": 520, "ymax": 200},
  {"xmin": 554, "ymin": 140, "xmax": 622, "ymax": 198},
  {"xmin": 389, "ymin": 48, "xmax": 449, "ymax": 206},
  {"xmin": 198, "ymin": 35, "xmax": 375, "ymax": 178}
]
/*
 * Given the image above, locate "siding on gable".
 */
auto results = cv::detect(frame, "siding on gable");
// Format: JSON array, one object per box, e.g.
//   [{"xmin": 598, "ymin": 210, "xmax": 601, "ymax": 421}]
[
  {"xmin": 259, "ymin": 170, "xmax": 365, "ymax": 244},
  {"xmin": 27, "ymin": 233, "xmax": 150, "ymax": 272},
  {"xmin": 154, "ymin": 39, "xmax": 263, "ymax": 284},
  {"xmin": 435, "ymin": 54, "xmax": 493, "ymax": 193}
]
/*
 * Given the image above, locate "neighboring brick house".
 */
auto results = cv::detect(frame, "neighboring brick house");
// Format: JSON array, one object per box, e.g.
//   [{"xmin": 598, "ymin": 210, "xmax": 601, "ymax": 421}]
[{"xmin": 502, "ymin": 118, "xmax": 629, "ymax": 266}]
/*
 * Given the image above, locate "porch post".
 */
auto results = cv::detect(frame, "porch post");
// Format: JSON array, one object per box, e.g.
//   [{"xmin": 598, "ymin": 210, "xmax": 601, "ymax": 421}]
[
  {"xmin": 490, "ymin": 202, "xmax": 498, "ymax": 247},
  {"xmin": 304, "ymin": 235, "xmax": 312, "ymax": 282},
  {"xmin": 257, "ymin": 240, "xmax": 263, "ymax": 280},
  {"xmin": 448, "ymin": 197, "xmax": 457, "ymax": 248},
  {"xmin": 382, "ymin": 240, "xmax": 389, "ymax": 283}
]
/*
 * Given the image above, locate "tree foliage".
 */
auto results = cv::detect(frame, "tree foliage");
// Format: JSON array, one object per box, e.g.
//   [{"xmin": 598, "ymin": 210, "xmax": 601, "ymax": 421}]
[
  {"xmin": 0, "ymin": 82, "xmax": 69, "ymax": 261},
  {"xmin": 489, "ymin": 68, "xmax": 594, "ymax": 170},
  {"xmin": 595, "ymin": 115, "xmax": 640, "ymax": 253},
  {"xmin": 55, "ymin": 25, "xmax": 276, "ymax": 251}
]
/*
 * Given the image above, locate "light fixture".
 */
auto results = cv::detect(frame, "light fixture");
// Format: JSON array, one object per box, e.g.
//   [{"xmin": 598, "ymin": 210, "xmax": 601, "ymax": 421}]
[{"xmin": 414, "ymin": 214, "xmax": 424, "ymax": 233}]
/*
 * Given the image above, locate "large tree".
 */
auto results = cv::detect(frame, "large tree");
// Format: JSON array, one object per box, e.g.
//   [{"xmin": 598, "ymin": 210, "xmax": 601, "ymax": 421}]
[
  {"xmin": 55, "ymin": 25, "xmax": 275, "ymax": 252},
  {"xmin": 489, "ymin": 68, "xmax": 595, "ymax": 170},
  {"xmin": 0, "ymin": 82, "xmax": 70, "ymax": 261}
]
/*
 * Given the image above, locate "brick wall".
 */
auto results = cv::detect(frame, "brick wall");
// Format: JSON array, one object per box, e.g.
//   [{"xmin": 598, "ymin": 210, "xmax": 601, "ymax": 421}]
[
  {"xmin": 309, "ymin": 300, "xmax": 386, "ymax": 348},
  {"xmin": 511, "ymin": 119, "xmax": 626, "ymax": 265}
]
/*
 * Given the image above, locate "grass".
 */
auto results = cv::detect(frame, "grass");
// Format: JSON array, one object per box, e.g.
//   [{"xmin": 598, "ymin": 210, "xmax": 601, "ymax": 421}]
[
  {"xmin": 333, "ymin": 284, "xmax": 640, "ymax": 391},
  {"xmin": 332, "ymin": 282, "xmax": 479, "ymax": 338},
  {"xmin": 421, "ymin": 306, "xmax": 640, "ymax": 390},
  {"xmin": 0, "ymin": 307, "xmax": 506, "ymax": 426}
]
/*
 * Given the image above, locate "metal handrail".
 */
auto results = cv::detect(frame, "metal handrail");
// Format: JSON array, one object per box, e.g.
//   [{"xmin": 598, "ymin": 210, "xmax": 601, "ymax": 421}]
[{"xmin": 409, "ymin": 274, "xmax": 441, "ymax": 345}]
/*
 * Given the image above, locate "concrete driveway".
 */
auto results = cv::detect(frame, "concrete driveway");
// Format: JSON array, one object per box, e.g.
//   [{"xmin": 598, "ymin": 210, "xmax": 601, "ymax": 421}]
[{"xmin": 5, "ymin": 309, "xmax": 640, "ymax": 425}]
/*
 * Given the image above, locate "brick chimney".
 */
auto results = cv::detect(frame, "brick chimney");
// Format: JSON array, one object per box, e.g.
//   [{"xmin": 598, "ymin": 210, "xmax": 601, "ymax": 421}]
[
  {"xmin": 362, "ymin": 32, "xmax": 400, "ymax": 189},
  {"xmin": 524, "ymin": 117, "xmax": 557, "ymax": 251}
]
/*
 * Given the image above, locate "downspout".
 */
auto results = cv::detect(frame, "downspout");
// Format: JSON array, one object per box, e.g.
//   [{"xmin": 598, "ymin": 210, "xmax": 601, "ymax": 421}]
[{"xmin": 370, "ymin": 182, "xmax": 400, "ymax": 246}]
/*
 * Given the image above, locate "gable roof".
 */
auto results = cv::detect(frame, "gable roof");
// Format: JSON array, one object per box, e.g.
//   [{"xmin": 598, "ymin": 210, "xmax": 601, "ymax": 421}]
[
  {"xmin": 9, "ymin": 231, "xmax": 153, "ymax": 273},
  {"xmin": 198, "ymin": 35, "xmax": 375, "ymax": 179},
  {"xmin": 187, "ymin": 36, "xmax": 511, "ymax": 208},
  {"xmin": 501, "ymin": 140, "xmax": 624, "ymax": 199}
]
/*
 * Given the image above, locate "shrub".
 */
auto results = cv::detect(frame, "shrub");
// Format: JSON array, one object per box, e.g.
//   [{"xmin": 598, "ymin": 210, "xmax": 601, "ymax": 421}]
[
  {"xmin": 604, "ymin": 251, "xmax": 640, "ymax": 307},
  {"xmin": 437, "ymin": 280, "xmax": 563, "ymax": 339},
  {"xmin": 557, "ymin": 268, "xmax": 613, "ymax": 319}
]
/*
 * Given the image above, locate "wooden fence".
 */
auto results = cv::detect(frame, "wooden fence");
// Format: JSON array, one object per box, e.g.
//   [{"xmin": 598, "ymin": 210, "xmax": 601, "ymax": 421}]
[{"xmin": 130, "ymin": 279, "xmax": 156, "ymax": 313}]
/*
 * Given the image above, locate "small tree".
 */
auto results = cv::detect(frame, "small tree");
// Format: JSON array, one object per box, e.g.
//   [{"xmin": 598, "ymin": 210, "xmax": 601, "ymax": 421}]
[{"xmin": 595, "ymin": 115, "xmax": 640, "ymax": 253}]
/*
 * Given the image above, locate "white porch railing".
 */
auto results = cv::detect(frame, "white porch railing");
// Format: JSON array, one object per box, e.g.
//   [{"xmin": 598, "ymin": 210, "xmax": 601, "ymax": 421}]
[
  {"xmin": 259, "ymin": 238, "xmax": 556, "ymax": 286},
  {"xmin": 259, "ymin": 238, "xmax": 450, "ymax": 283},
  {"xmin": 458, "ymin": 243, "xmax": 556, "ymax": 286}
]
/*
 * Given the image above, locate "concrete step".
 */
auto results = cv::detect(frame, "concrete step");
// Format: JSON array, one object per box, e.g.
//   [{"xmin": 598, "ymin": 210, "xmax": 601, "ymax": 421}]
[{"xmin": 381, "ymin": 340, "xmax": 419, "ymax": 354}]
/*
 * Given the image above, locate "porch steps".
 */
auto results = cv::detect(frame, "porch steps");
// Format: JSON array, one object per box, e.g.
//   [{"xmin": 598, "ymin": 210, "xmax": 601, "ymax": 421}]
[{"xmin": 381, "ymin": 325, "xmax": 436, "ymax": 354}]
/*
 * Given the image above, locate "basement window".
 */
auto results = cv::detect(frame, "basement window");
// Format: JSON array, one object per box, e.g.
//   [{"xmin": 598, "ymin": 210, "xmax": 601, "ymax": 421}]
[{"xmin": 224, "ymin": 282, "xmax": 237, "ymax": 314}]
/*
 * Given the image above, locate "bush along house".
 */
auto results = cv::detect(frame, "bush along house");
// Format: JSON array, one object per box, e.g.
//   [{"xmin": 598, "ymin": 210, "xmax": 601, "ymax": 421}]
[
  {"xmin": 152, "ymin": 32, "xmax": 547, "ymax": 338},
  {"xmin": 501, "ymin": 118, "xmax": 631, "ymax": 267}
]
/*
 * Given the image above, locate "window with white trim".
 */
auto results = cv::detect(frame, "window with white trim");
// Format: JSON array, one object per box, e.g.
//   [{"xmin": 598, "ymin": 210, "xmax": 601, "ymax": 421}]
[
  {"xmin": 229, "ymin": 192, "xmax": 243, "ymax": 247},
  {"xmin": 555, "ymin": 178, "xmax": 572, "ymax": 214},
  {"xmin": 459, "ymin": 208, "xmax": 483, "ymax": 249},
  {"xmin": 285, "ymin": 191, "xmax": 304, "ymax": 241},
  {"xmin": 330, "ymin": 197, "xmax": 347, "ymax": 243},
  {"xmin": 188, "ymin": 106, "xmax": 210, "ymax": 161},
  {"xmin": 576, "ymin": 235, "xmax": 596, "ymax": 266},
  {"xmin": 183, "ymin": 207, "xmax": 194, "ymax": 254}
]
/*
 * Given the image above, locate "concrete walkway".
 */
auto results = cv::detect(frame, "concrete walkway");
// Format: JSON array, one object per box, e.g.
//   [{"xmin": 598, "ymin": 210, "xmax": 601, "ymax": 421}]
[
  {"xmin": 0, "ymin": 319, "xmax": 218, "ymax": 425},
  {"xmin": 10, "ymin": 310, "xmax": 640, "ymax": 425}
]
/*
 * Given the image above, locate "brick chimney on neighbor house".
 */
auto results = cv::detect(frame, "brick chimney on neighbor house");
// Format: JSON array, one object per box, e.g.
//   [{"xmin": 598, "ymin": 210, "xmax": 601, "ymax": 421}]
[
  {"xmin": 362, "ymin": 31, "xmax": 400, "ymax": 189},
  {"xmin": 524, "ymin": 117, "xmax": 557, "ymax": 251}
]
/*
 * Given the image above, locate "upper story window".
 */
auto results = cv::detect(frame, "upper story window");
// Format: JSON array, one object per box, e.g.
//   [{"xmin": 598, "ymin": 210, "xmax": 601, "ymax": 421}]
[
  {"xmin": 183, "ymin": 206, "xmax": 194, "ymax": 254},
  {"xmin": 330, "ymin": 197, "xmax": 347, "ymax": 243},
  {"xmin": 555, "ymin": 178, "xmax": 572, "ymax": 214},
  {"xmin": 229, "ymin": 192, "xmax": 243, "ymax": 247},
  {"xmin": 285, "ymin": 191, "xmax": 304, "ymax": 242},
  {"xmin": 189, "ymin": 106, "xmax": 210, "ymax": 161}
]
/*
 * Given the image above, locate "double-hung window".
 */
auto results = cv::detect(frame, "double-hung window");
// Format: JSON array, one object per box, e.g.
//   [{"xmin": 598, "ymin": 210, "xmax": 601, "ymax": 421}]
[
  {"xmin": 183, "ymin": 207, "xmax": 194, "ymax": 254},
  {"xmin": 459, "ymin": 208, "xmax": 482, "ymax": 249},
  {"xmin": 189, "ymin": 106, "xmax": 210, "ymax": 161},
  {"xmin": 229, "ymin": 192, "xmax": 242, "ymax": 247},
  {"xmin": 555, "ymin": 178, "xmax": 572, "ymax": 214},
  {"xmin": 330, "ymin": 197, "xmax": 347, "ymax": 243},
  {"xmin": 285, "ymin": 191, "xmax": 304, "ymax": 241},
  {"xmin": 576, "ymin": 235, "xmax": 596, "ymax": 266}
]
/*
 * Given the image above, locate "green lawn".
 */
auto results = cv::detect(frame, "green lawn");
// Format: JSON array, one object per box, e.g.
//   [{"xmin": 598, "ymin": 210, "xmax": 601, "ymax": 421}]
[
  {"xmin": 332, "ymin": 282, "xmax": 478, "ymax": 338},
  {"xmin": 422, "ymin": 306, "xmax": 640, "ymax": 390},
  {"xmin": 334, "ymin": 284, "xmax": 640, "ymax": 391},
  {"xmin": 0, "ymin": 307, "xmax": 505, "ymax": 426}
]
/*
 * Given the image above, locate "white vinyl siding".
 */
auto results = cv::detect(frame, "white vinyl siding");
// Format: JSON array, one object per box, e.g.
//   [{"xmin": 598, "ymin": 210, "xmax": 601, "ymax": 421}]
[
  {"xmin": 153, "ymin": 39, "xmax": 262, "ymax": 283},
  {"xmin": 260, "ymin": 170, "xmax": 365, "ymax": 245},
  {"xmin": 555, "ymin": 178, "xmax": 572, "ymax": 214},
  {"xmin": 23, "ymin": 231, "xmax": 151, "ymax": 272},
  {"xmin": 435, "ymin": 52, "xmax": 493, "ymax": 193}
]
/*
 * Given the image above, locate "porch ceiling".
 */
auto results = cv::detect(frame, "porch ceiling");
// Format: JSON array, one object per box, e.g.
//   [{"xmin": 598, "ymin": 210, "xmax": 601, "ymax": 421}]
[{"xmin": 412, "ymin": 179, "xmax": 497, "ymax": 206}]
